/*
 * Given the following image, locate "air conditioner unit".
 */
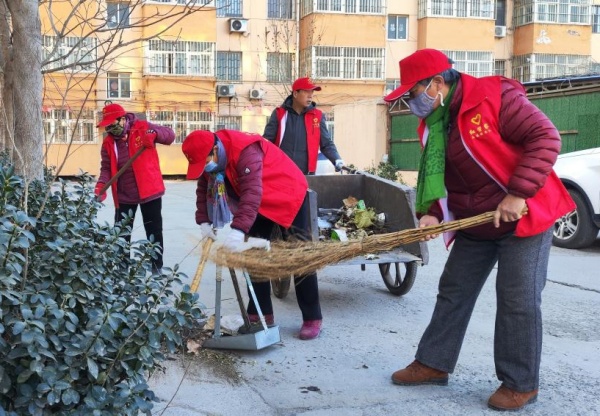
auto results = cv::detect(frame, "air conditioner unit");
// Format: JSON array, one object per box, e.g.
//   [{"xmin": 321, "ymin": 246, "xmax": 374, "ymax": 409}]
[
  {"xmin": 249, "ymin": 88, "xmax": 265, "ymax": 100},
  {"xmin": 229, "ymin": 18, "xmax": 248, "ymax": 33},
  {"xmin": 216, "ymin": 84, "xmax": 236, "ymax": 98},
  {"xmin": 495, "ymin": 25, "xmax": 507, "ymax": 38}
]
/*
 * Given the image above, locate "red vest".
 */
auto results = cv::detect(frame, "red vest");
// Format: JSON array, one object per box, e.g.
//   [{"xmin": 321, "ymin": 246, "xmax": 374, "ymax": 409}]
[
  {"xmin": 214, "ymin": 130, "xmax": 308, "ymax": 228},
  {"xmin": 102, "ymin": 120, "xmax": 165, "ymax": 207},
  {"xmin": 418, "ymin": 75, "xmax": 574, "ymax": 239},
  {"xmin": 275, "ymin": 107, "xmax": 322, "ymax": 172}
]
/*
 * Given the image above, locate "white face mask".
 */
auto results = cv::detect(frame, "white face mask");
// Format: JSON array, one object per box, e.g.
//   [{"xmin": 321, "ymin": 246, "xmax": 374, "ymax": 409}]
[{"xmin": 408, "ymin": 80, "xmax": 445, "ymax": 119}]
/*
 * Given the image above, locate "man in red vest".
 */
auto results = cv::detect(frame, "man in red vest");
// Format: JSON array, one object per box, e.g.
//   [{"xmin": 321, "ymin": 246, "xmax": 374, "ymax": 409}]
[
  {"xmin": 182, "ymin": 129, "xmax": 323, "ymax": 340},
  {"xmin": 383, "ymin": 49, "xmax": 575, "ymax": 411},
  {"xmin": 95, "ymin": 103, "xmax": 175, "ymax": 272},
  {"xmin": 264, "ymin": 77, "xmax": 344, "ymax": 174}
]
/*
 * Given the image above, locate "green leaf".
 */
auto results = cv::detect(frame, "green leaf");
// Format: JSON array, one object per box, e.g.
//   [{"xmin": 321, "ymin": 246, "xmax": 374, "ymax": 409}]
[{"xmin": 87, "ymin": 357, "xmax": 99, "ymax": 379}]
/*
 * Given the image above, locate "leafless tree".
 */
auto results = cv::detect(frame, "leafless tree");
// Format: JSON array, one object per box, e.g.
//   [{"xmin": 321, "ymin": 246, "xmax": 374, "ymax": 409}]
[{"xmin": 0, "ymin": 0, "xmax": 209, "ymax": 181}]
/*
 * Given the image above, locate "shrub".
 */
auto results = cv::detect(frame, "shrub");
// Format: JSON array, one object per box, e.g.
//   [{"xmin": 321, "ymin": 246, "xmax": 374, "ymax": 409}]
[
  {"xmin": 364, "ymin": 161, "xmax": 406, "ymax": 184},
  {"xmin": 0, "ymin": 160, "xmax": 203, "ymax": 415}
]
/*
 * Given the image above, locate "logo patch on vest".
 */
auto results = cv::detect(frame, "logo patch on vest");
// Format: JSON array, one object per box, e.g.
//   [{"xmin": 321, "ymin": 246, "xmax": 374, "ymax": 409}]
[
  {"xmin": 313, "ymin": 117, "xmax": 319, "ymax": 128},
  {"xmin": 468, "ymin": 113, "xmax": 491, "ymax": 140}
]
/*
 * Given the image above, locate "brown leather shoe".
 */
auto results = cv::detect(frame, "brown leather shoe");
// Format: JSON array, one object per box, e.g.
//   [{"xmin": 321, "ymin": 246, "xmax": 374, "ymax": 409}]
[
  {"xmin": 488, "ymin": 385, "xmax": 538, "ymax": 411},
  {"xmin": 391, "ymin": 360, "xmax": 448, "ymax": 386}
]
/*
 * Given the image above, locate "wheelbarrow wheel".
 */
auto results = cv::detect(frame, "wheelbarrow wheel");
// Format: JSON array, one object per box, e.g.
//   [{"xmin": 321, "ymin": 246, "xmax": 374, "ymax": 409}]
[
  {"xmin": 379, "ymin": 261, "xmax": 417, "ymax": 296},
  {"xmin": 272, "ymin": 277, "xmax": 291, "ymax": 299}
]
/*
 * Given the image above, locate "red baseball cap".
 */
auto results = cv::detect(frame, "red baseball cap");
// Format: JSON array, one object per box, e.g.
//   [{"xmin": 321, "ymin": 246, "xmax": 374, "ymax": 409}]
[
  {"xmin": 384, "ymin": 49, "xmax": 453, "ymax": 102},
  {"xmin": 292, "ymin": 77, "xmax": 321, "ymax": 91},
  {"xmin": 97, "ymin": 103, "xmax": 127, "ymax": 127},
  {"xmin": 182, "ymin": 130, "xmax": 215, "ymax": 180}
]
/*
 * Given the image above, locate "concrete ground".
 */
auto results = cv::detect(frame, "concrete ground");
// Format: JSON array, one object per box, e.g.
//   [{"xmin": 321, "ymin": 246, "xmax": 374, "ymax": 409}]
[{"xmin": 97, "ymin": 180, "xmax": 600, "ymax": 416}]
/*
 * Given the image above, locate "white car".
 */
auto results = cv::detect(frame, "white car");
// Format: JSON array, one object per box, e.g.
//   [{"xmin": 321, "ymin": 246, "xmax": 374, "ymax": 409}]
[
  {"xmin": 315, "ymin": 152, "xmax": 337, "ymax": 175},
  {"xmin": 552, "ymin": 147, "xmax": 600, "ymax": 249}
]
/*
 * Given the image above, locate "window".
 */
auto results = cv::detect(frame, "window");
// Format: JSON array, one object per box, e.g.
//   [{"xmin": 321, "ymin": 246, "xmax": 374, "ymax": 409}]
[
  {"xmin": 495, "ymin": 0, "xmax": 506, "ymax": 26},
  {"xmin": 216, "ymin": 51, "xmax": 242, "ymax": 82},
  {"xmin": 267, "ymin": 52, "xmax": 294, "ymax": 82},
  {"xmin": 268, "ymin": 0, "xmax": 294, "ymax": 18},
  {"xmin": 388, "ymin": 15, "xmax": 408, "ymax": 40},
  {"xmin": 385, "ymin": 79, "xmax": 400, "ymax": 95},
  {"xmin": 301, "ymin": 0, "xmax": 383, "ymax": 15},
  {"xmin": 107, "ymin": 2, "xmax": 129, "ymax": 28},
  {"xmin": 43, "ymin": 108, "xmax": 96, "ymax": 144},
  {"xmin": 107, "ymin": 73, "xmax": 131, "ymax": 98},
  {"xmin": 302, "ymin": 46, "xmax": 384, "ymax": 80},
  {"xmin": 514, "ymin": 0, "xmax": 591, "ymax": 27},
  {"xmin": 417, "ymin": 0, "xmax": 494, "ymax": 19},
  {"xmin": 324, "ymin": 112, "xmax": 334, "ymax": 141},
  {"xmin": 216, "ymin": 116, "xmax": 242, "ymax": 130},
  {"xmin": 42, "ymin": 36, "xmax": 97, "ymax": 72},
  {"xmin": 593, "ymin": 5, "xmax": 600, "ymax": 33},
  {"xmin": 146, "ymin": 40, "xmax": 215, "ymax": 76},
  {"xmin": 512, "ymin": 53, "xmax": 592, "ymax": 82},
  {"xmin": 494, "ymin": 60, "xmax": 506, "ymax": 76},
  {"xmin": 148, "ymin": 110, "xmax": 214, "ymax": 143},
  {"xmin": 443, "ymin": 50, "xmax": 493, "ymax": 77},
  {"xmin": 216, "ymin": 0, "xmax": 242, "ymax": 17}
]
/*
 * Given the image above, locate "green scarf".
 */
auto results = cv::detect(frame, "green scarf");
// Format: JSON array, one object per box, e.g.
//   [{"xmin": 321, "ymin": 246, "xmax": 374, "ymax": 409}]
[{"xmin": 415, "ymin": 83, "xmax": 456, "ymax": 215}]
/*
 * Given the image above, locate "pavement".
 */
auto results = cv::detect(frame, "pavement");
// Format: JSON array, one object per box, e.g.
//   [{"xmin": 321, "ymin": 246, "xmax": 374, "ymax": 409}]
[{"xmin": 97, "ymin": 180, "xmax": 600, "ymax": 416}]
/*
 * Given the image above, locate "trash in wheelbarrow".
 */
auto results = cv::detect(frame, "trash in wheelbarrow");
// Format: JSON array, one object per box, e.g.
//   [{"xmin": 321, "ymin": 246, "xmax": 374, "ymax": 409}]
[{"xmin": 317, "ymin": 196, "xmax": 388, "ymax": 242}]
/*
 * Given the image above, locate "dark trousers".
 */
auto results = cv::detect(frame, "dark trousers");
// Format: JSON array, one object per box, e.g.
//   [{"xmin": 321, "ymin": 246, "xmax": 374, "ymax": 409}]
[
  {"xmin": 115, "ymin": 198, "xmax": 164, "ymax": 270},
  {"xmin": 415, "ymin": 228, "xmax": 552, "ymax": 392},
  {"xmin": 246, "ymin": 194, "xmax": 322, "ymax": 322}
]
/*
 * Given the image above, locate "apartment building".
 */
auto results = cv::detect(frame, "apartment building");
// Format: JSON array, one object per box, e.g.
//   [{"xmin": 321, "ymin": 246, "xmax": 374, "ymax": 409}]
[{"xmin": 41, "ymin": 1, "xmax": 600, "ymax": 176}]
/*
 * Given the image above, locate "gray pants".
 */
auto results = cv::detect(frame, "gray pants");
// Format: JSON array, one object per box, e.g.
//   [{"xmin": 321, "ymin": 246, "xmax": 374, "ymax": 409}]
[{"xmin": 416, "ymin": 228, "xmax": 553, "ymax": 392}]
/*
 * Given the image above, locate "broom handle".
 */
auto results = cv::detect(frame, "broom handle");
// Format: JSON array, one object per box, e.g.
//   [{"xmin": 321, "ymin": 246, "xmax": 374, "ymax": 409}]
[
  {"xmin": 190, "ymin": 238, "xmax": 214, "ymax": 293},
  {"xmin": 97, "ymin": 146, "xmax": 145, "ymax": 197},
  {"xmin": 229, "ymin": 268, "xmax": 251, "ymax": 328}
]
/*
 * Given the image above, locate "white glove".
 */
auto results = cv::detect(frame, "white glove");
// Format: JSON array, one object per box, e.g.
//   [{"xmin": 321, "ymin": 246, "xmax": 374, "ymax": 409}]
[
  {"xmin": 335, "ymin": 159, "xmax": 345, "ymax": 171},
  {"xmin": 200, "ymin": 223, "xmax": 216, "ymax": 241},
  {"xmin": 223, "ymin": 229, "xmax": 271, "ymax": 253},
  {"xmin": 223, "ymin": 228, "xmax": 246, "ymax": 252}
]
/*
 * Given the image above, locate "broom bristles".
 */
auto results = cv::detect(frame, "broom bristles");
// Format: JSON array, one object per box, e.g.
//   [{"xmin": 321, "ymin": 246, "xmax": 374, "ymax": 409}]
[{"xmin": 212, "ymin": 211, "xmax": 497, "ymax": 280}]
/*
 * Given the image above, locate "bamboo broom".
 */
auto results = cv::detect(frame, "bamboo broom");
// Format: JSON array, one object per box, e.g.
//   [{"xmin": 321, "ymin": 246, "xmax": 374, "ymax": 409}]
[{"xmin": 213, "ymin": 210, "xmax": 501, "ymax": 280}]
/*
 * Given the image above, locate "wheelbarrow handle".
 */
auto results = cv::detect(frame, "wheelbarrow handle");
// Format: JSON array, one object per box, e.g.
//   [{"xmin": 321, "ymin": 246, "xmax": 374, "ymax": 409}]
[
  {"xmin": 341, "ymin": 166, "xmax": 359, "ymax": 174},
  {"xmin": 96, "ymin": 146, "xmax": 145, "ymax": 198}
]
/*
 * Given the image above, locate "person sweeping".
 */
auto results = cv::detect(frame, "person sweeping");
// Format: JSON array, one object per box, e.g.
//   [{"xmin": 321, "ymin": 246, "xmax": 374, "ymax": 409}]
[{"xmin": 182, "ymin": 129, "xmax": 324, "ymax": 340}]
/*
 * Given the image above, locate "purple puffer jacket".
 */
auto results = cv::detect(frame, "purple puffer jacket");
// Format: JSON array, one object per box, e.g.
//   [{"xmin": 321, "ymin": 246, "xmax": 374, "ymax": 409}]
[
  {"xmin": 98, "ymin": 113, "xmax": 175, "ymax": 204},
  {"xmin": 429, "ymin": 77, "xmax": 562, "ymax": 239},
  {"xmin": 195, "ymin": 142, "xmax": 264, "ymax": 233}
]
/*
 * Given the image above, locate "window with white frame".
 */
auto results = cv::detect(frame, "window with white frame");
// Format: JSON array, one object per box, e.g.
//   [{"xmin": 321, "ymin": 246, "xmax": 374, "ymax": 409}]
[
  {"xmin": 385, "ymin": 79, "xmax": 400, "ymax": 95},
  {"xmin": 494, "ymin": 60, "xmax": 506, "ymax": 76},
  {"xmin": 107, "ymin": 2, "xmax": 129, "ymax": 28},
  {"xmin": 388, "ymin": 15, "xmax": 408, "ymax": 40},
  {"xmin": 301, "ymin": 0, "xmax": 383, "ymax": 15},
  {"xmin": 149, "ymin": 0, "xmax": 213, "ymax": 4},
  {"xmin": 216, "ymin": 116, "xmax": 242, "ymax": 130},
  {"xmin": 42, "ymin": 36, "xmax": 97, "ymax": 72},
  {"xmin": 443, "ymin": 50, "xmax": 493, "ymax": 77},
  {"xmin": 268, "ymin": 0, "xmax": 295, "ymax": 18},
  {"xmin": 417, "ymin": 0, "xmax": 494, "ymax": 19},
  {"xmin": 216, "ymin": 0, "xmax": 242, "ymax": 17},
  {"xmin": 146, "ymin": 40, "xmax": 215, "ymax": 76},
  {"xmin": 495, "ymin": 0, "xmax": 507, "ymax": 26},
  {"xmin": 514, "ymin": 0, "xmax": 591, "ymax": 26},
  {"xmin": 216, "ymin": 51, "xmax": 242, "ymax": 81},
  {"xmin": 593, "ymin": 5, "xmax": 600, "ymax": 33},
  {"xmin": 512, "ymin": 53, "xmax": 592, "ymax": 82},
  {"xmin": 107, "ymin": 73, "xmax": 131, "ymax": 99},
  {"xmin": 148, "ymin": 110, "xmax": 214, "ymax": 143},
  {"xmin": 267, "ymin": 52, "xmax": 294, "ymax": 82},
  {"xmin": 305, "ymin": 46, "xmax": 384, "ymax": 80},
  {"xmin": 43, "ymin": 108, "xmax": 96, "ymax": 144}
]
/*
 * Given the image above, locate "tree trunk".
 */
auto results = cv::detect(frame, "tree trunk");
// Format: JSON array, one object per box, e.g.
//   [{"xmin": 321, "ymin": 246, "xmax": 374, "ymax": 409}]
[{"xmin": 4, "ymin": 1, "xmax": 43, "ymax": 180}]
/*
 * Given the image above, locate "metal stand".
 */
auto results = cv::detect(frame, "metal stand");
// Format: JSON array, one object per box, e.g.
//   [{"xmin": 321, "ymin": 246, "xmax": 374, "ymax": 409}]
[{"xmin": 203, "ymin": 266, "xmax": 280, "ymax": 351}]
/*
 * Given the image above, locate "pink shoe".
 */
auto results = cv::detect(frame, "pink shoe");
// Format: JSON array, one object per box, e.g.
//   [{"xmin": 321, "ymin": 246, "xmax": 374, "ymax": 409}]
[
  {"xmin": 248, "ymin": 314, "xmax": 275, "ymax": 327},
  {"xmin": 299, "ymin": 320, "xmax": 322, "ymax": 340}
]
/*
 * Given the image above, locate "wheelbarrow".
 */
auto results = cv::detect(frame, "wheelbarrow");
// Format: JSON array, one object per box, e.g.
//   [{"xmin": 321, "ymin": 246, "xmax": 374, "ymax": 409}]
[{"xmin": 271, "ymin": 171, "xmax": 429, "ymax": 298}]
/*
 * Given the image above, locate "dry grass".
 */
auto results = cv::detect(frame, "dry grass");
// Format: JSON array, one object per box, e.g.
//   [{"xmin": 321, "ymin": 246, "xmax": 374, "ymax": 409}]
[{"xmin": 212, "ymin": 211, "xmax": 497, "ymax": 280}]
